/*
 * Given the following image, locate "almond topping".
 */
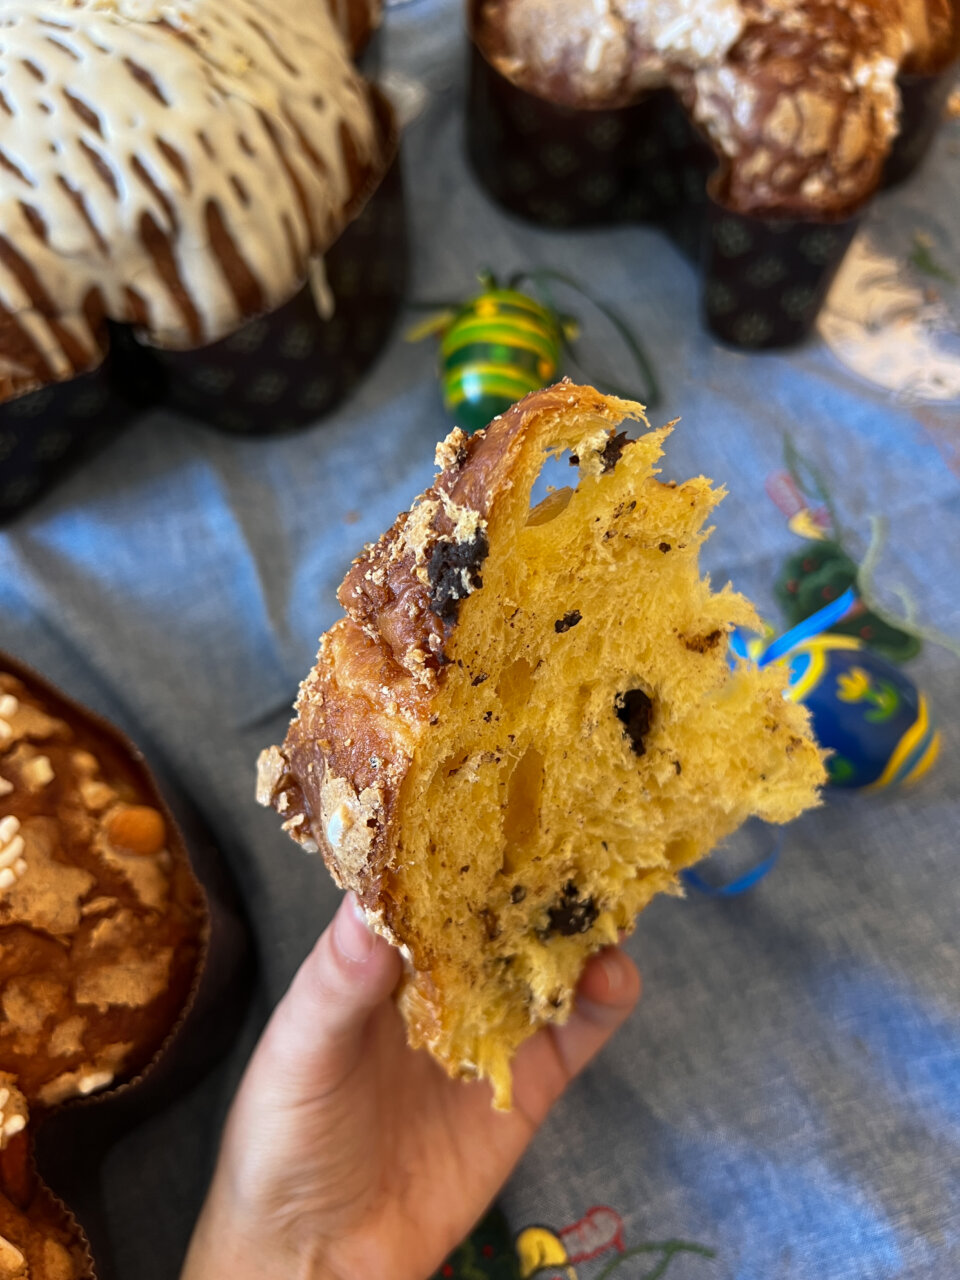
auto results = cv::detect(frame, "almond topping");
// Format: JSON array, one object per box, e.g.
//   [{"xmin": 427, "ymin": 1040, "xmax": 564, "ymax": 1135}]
[{"xmin": 104, "ymin": 805, "xmax": 167, "ymax": 857}]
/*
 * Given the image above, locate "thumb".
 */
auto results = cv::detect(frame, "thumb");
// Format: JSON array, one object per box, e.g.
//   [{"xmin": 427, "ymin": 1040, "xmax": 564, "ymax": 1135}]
[{"xmin": 249, "ymin": 892, "xmax": 403, "ymax": 1105}]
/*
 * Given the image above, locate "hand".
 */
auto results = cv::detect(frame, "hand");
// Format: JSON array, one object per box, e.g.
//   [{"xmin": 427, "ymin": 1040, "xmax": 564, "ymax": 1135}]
[{"xmin": 182, "ymin": 893, "xmax": 641, "ymax": 1280}]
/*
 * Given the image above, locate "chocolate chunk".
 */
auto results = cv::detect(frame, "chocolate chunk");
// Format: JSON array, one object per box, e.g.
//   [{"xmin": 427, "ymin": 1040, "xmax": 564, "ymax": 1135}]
[
  {"xmin": 600, "ymin": 431, "xmax": 631, "ymax": 473},
  {"xmin": 479, "ymin": 908, "xmax": 501, "ymax": 941},
  {"xmin": 659, "ymin": 542, "xmax": 672, "ymax": 553},
  {"xmin": 554, "ymin": 610, "xmax": 582, "ymax": 633},
  {"xmin": 542, "ymin": 880, "xmax": 598, "ymax": 938},
  {"xmin": 681, "ymin": 629, "xmax": 724, "ymax": 653},
  {"xmin": 427, "ymin": 529, "xmax": 489, "ymax": 625},
  {"xmin": 615, "ymin": 688, "xmax": 653, "ymax": 756}
]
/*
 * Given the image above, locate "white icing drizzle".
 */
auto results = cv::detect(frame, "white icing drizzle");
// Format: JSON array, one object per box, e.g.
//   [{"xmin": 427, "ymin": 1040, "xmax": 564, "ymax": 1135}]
[{"xmin": 0, "ymin": 0, "xmax": 384, "ymax": 397}]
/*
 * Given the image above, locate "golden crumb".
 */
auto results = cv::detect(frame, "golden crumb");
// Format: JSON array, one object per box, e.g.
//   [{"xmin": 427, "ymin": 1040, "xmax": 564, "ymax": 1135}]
[{"xmin": 262, "ymin": 384, "xmax": 825, "ymax": 1108}]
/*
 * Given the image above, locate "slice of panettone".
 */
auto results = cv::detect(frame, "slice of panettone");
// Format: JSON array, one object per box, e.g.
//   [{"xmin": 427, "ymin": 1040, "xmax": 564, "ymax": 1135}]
[{"xmin": 258, "ymin": 382, "xmax": 825, "ymax": 1108}]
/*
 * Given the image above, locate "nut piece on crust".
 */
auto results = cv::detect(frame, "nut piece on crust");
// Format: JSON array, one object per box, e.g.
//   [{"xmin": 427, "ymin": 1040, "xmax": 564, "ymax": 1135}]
[{"xmin": 258, "ymin": 381, "xmax": 825, "ymax": 1108}]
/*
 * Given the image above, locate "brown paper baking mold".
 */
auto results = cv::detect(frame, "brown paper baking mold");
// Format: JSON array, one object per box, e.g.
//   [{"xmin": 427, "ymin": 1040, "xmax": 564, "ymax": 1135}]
[
  {"xmin": 0, "ymin": 653, "xmax": 254, "ymax": 1280},
  {"xmin": 465, "ymin": 12, "xmax": 955, "ymax": 352}
]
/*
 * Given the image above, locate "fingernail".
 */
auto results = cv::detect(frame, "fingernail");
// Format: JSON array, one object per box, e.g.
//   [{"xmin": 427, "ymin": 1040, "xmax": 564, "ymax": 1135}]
[
  {"xmin": 336, "ymin": 893, "xmax": 375, "ymax": 963},
  {"xmin": 599, "ymin": 949, "xmax": 626, "ymax": 1000}
]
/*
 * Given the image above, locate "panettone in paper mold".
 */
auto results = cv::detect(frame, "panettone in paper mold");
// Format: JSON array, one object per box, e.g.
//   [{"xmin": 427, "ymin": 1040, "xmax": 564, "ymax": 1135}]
[
  {"xmin": 0, "ymin": 0, "xmax": 407, "ymax": 518},
  {"xmin": 0, "ymin": 655, "xmax": 251, "ymax": 1280},
  {"xmin": 468, "ymin": 0, "xmax": 959, "ymax": 351}
]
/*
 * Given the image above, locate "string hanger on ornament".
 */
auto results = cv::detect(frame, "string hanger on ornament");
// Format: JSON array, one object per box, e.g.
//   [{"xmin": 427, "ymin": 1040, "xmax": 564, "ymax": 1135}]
[{"xmin": 770, "ymin": 434, "xmax": 960, "ymax": 663}]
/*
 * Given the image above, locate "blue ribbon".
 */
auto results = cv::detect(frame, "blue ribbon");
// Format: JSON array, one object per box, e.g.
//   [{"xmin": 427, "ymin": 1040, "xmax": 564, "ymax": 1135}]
[
  {"xmin": 693, "ymin": 587, "xmax": 857, "ymax": 897},
  {"xmin": 681, "ymin": 833, "xmax": 783, "ymax": 897},
  {"xmin": 755, "ymin": 586, "xmax": 858, "ymax": 668}
]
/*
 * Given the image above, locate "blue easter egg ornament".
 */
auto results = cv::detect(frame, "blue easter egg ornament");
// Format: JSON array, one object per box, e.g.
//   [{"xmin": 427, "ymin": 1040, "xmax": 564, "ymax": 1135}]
[{"xmin": 778, "ymin": 636, "xmax": 940, "ymax": 789}]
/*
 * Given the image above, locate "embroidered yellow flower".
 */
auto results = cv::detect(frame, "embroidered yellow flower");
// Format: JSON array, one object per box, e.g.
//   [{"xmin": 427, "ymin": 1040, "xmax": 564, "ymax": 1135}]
[{"xmin": 837, "ymin": 666, "xmax": 872, "ymax": 703}]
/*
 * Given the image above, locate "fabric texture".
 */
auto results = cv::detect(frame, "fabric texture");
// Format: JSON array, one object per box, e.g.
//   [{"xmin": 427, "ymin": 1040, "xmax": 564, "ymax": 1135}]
[{"xmin": 0, "ymin": 4, "xmax": 958, "ymax": 1276}]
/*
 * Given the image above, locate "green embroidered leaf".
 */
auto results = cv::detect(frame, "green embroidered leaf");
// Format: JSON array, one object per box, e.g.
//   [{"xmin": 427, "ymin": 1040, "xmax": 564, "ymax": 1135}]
[{"xmin": 908, "ymin": 236, "xmax": 957, "ymax": 285}]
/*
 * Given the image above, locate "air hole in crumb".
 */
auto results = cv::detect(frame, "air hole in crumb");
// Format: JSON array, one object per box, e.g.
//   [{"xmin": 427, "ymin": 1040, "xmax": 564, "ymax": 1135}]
[
  {"xmin": 528, "ymin": 486, "xmax": 574, "ymax": 526},
  {"xmin": 527, "ymin": 449, "xmax": 579, "ymax": 523},
  {"xmin": 496, "ymin": 655, "xmax": 535, "ymax": 704},
  {"xmin": 502, "ymin": 746, "xmax": 544, "ymax": 872},
  {"xmin": 440, "ymin": 751, "xmax": 470, "ymax": 779}
]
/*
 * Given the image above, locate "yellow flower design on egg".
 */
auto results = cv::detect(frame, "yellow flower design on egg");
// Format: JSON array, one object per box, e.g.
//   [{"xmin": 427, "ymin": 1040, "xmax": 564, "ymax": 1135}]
[{"xmin": 837, "ymin": 666, "xmax": 872, "ymax": 703}]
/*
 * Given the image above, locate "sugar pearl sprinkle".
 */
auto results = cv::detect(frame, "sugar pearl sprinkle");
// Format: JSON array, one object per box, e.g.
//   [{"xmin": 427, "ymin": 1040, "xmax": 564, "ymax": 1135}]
[
  {"xmin": 0, "ymin": 815, "xmax": 27, "ymax": 892},
  {"xmin": 77, "ymin": 1069, "xmax": 114, "ymax": 1096},
  {"xmin": 0, "ymin": 694, "xmax": 18, "ymax": 745}
]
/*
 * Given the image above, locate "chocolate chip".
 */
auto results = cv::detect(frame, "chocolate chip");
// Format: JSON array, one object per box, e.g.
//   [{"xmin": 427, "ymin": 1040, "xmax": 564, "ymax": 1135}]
[
  {"xmin": 659, "ymin": 542, "xmax": 672, "ymax": 553},
  {"xmin": 471, "ymin": 672, "xmax": 489, "ymax": 686},
  {"xmin": 600, "ymin": 431, "xmax": 631, "ymax": 473},
  {"xmin": 427, "ymin": 529, "xmax": 489, "ymax": 625},
  {"xmin": 541, "ymin": 881, "xmax": 598, "ymax": 938},
  {"xmin": 554, "ymin": 610, "xmax": 582, "ymax": 633},
  {"xmin": 674, "ymin": 759, "xmax": 682, "ymax": 775},
  {"xmin": 615, "ymin": 688, "xmax": 653, "ymax": 756},
  {"xmin": 479, "ymin": 908, "xmax": 501, "ymax": 941},
  {"xmin": 510, "ymin": 885, "xmax": 526, "ymax": 904},
  {"xmin": 681, "ymin": 630, "xmax": 724, "ymax": 653},
  {"xmin": 482, "ymin": 711, "xmax": 493, "ymax": 722}
]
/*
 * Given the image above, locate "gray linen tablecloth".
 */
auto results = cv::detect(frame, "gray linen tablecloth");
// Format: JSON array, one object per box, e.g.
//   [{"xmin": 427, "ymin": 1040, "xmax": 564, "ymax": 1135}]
[{"xmin": 1, "ymin": 4, "xmax": 958, "ymax": 1277}]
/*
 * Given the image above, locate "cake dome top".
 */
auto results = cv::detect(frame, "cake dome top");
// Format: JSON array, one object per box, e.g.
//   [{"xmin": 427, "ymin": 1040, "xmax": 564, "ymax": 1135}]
[
  {"xmin": 0, "ymin": 0, "xmax": 388, "ymax": 401},
  {"xmin": 476, "ymin": 0, "xmax": 958, "ymax": 217}
]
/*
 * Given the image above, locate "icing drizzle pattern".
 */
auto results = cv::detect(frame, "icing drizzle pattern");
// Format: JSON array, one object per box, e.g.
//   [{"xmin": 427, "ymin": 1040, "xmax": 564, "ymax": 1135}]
[{"xmin": 0, "ymin": 0, "xmax": 384, "ymax": 398}]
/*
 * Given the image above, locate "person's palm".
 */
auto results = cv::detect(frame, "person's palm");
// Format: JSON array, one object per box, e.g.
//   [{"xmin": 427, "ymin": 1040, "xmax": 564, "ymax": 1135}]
[{"xmin": 183, "ymin": 894, "xmax": 640, "ymax": 1280}]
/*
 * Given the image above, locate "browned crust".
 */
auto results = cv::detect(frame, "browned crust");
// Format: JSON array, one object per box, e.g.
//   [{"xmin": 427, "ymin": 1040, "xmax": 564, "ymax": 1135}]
[
  {"xmin": 259, "ymin": 382, "xmax": 639, "ymax": 963},
  {"xmin": 339, "ymin": 382, "xmax": 626, "ymax": 670},
  {"xmin": 326, "ymin": 0, "xmax": 383, "ymax": 57},
  {"xmin": 472, "ymin": 0, "xmax": 960, "ymax": 218}
]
